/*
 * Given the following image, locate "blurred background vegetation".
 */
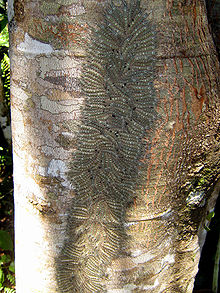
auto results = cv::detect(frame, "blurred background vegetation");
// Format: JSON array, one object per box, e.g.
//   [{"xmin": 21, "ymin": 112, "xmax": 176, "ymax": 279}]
[
  {"xmin": 0, "ymin": 0, "xmax": 15, "ymax": 291},
  {"xmin": 0, "ymin": 1, "xmax": 219, "ymax": 293}
]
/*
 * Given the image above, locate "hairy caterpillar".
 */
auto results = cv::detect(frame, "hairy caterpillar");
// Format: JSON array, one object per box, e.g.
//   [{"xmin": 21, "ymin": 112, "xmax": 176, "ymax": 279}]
[{"xmin": 57, "ymin": 0, "xmax": 157, "ymax": 292}]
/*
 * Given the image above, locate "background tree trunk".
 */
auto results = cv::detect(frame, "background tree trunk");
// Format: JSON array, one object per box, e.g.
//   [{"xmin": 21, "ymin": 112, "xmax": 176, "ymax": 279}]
[{"xmin": 9, "ymin": 0, "xmax": 219, "ymax": 292}]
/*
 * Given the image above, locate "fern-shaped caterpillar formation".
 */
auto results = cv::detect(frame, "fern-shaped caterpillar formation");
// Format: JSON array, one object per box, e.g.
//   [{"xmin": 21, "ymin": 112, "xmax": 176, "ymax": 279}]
[{"xmin": 57, "ymin": 0, "xmax": 157, "ymax": 292}]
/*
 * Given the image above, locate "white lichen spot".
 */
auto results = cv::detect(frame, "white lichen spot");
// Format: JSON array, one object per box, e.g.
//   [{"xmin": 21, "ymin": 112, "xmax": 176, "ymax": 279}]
[
  {"xmin": 165, "ymin": 120, "xmax": 175, "ymax": 130},
  {"xmin": 186, "ymin": 191, "xmax": 206, "ymax": 207},
  {"xmin": 47, "ymin": 159, "xmax": 67, "ymax": 177},
  {"xmin": 47, "ymin": 159, "xmax": 70, "ymax": 187},
  {"xmin": 133, "ymin": 251, "xmax": 154, "ymax": 264},
  {"xmin": 53, "ymin": 124, "xmax": 60, "ymax": 132},
  {"xmin": 161, "ymin": 254, "xmax": 175, "ymax": 266},
  {"xmin": 69, "ymin": 4, "xmax": 85, "ymax": 16},
  {"xmin": 40, "ymin": 96, "xmax": 77, "ymax": 114},
  {"xmin": 124, "ymin": 221, "xmax": 138, "ymax": 227},
  {"xmin": 131, "ymin": 249, "xmax": 143, "ymax": 257},
  {"xmin": 17, "ymin": 33, "xmax": 53, "ymax": 56},
  {"xmin": 37, "ymin": 165, "xmax": 47, "ymax": 177},
  {"xmin": 61, "ymin": 132, "xmax": 76, "ymax": 139}
]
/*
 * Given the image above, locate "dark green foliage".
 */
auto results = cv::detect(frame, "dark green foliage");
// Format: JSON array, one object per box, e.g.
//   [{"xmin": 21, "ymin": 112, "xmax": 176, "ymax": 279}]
[
  {"xmin": 0, "ymin": 0, "xmax": 10, "ymax": 141},
  {"xmin": 1, "ymin": 53, "xmax": 10, "ymax": 106},
  {"xmin": 194, "ymin": 196, "xmax": 220, "ymax": 293},
  {"xmin": 0, "ymin": 1, "xmax": 7, "ymax": 32},
  {"xmin": 0, "ymin": 0, "xmax": 10, "ymax": 107},
  {"xmin": 57, "ymin": 0, "xmax": 157, "ymax": 292},
  {"xmin": 205, "ymin": 0, "xmax": 220, "ymax": 58},
  {"xmin": 0, "ymin": 0, "xmax": 8, "ymax": 61},
  {"xmin": 0, "ymin": 231, "xmax": 13, "ymax": 251},
  {"xmin": 0, "ymin": 232, "xmax": 15, "ymax": 292},
  {"xmin": 0, "ymin": 1, "xmax": 15, "ymax": 292}
]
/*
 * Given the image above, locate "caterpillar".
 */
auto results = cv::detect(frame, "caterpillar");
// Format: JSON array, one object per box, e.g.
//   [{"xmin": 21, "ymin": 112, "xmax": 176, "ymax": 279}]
[{"xmin": 56, "ymin": 0, "xmax": 157, "ymax": 292}]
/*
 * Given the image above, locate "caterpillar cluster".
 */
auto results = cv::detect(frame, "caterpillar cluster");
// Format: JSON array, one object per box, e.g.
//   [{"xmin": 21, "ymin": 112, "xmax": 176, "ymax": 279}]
[{"xmin": 57, "ymin": 0, "xmax": 157, "ymax": 292}]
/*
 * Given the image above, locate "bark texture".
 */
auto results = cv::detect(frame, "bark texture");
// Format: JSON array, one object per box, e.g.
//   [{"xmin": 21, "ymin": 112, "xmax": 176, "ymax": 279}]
[{"xmin": 9, "ymin": 0, "xmax": 219, "ymax": 292}]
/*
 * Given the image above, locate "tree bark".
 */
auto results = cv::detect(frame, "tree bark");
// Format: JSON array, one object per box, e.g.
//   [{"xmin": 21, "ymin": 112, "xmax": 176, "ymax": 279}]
[{"xmin": 9, "ymin": 0, "xmax": 219, "ymax": 292}]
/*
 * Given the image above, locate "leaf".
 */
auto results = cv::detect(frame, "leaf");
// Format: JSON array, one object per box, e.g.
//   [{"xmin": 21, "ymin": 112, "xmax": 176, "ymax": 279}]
[
  {"xmin": 206, "ymin": 211, "xmax": 215, "ymax": 221},
  {"xmin": 0, "ymin": 231, "xmax": 13, "ymax": 251},
  {"xmin": 204, "ymin": 225, "xmax": 211, "ymax": 232},
  {"xmin": 7, "ymin": 273, "xmax": 15, "ymax": 285},
  {"xmin": 0, "ymin": 17, "xmax": 7, "ymax": 33},
  {"xmin": 0, "ymin": 254, "xmax": 11, "ymax": 265},
  {"xmin": 4, "ymin": 288, "xmax": 16, "ymax": 293},
  {"xmin": 0, "ymin": 268, "xmax": 4, "ymax": 284},
  {"xmin": 0, "ymin": 22, "xmax": 9, "ymax": 47},
  {"xmin": 8, "ymin": 262, "xmax": 15, "ymax": 273}
]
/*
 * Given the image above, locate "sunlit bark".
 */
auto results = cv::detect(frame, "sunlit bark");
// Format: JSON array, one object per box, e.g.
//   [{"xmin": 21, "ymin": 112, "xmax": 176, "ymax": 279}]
[{"xmin": 9, "ymin": 0, "xmax": 219, "ymax": 292}]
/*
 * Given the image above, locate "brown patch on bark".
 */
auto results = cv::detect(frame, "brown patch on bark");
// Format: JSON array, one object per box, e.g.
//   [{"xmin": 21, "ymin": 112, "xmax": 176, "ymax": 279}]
[{"xmin": 190, "ymin": 84, "xmax": 207, "ymax": 120}]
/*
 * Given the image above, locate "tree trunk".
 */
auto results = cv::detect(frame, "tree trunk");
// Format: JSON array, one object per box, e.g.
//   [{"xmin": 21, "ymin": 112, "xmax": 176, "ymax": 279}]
[{"xmin": 9, "ymin": 0, "xmax": 219, "ymax": 292}]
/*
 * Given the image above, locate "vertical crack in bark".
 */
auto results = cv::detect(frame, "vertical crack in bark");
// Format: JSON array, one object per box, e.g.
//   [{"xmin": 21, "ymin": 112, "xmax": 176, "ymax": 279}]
[{"xmin": 56, "ymin": 1, "xmax": 157, "ymax": 291}]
